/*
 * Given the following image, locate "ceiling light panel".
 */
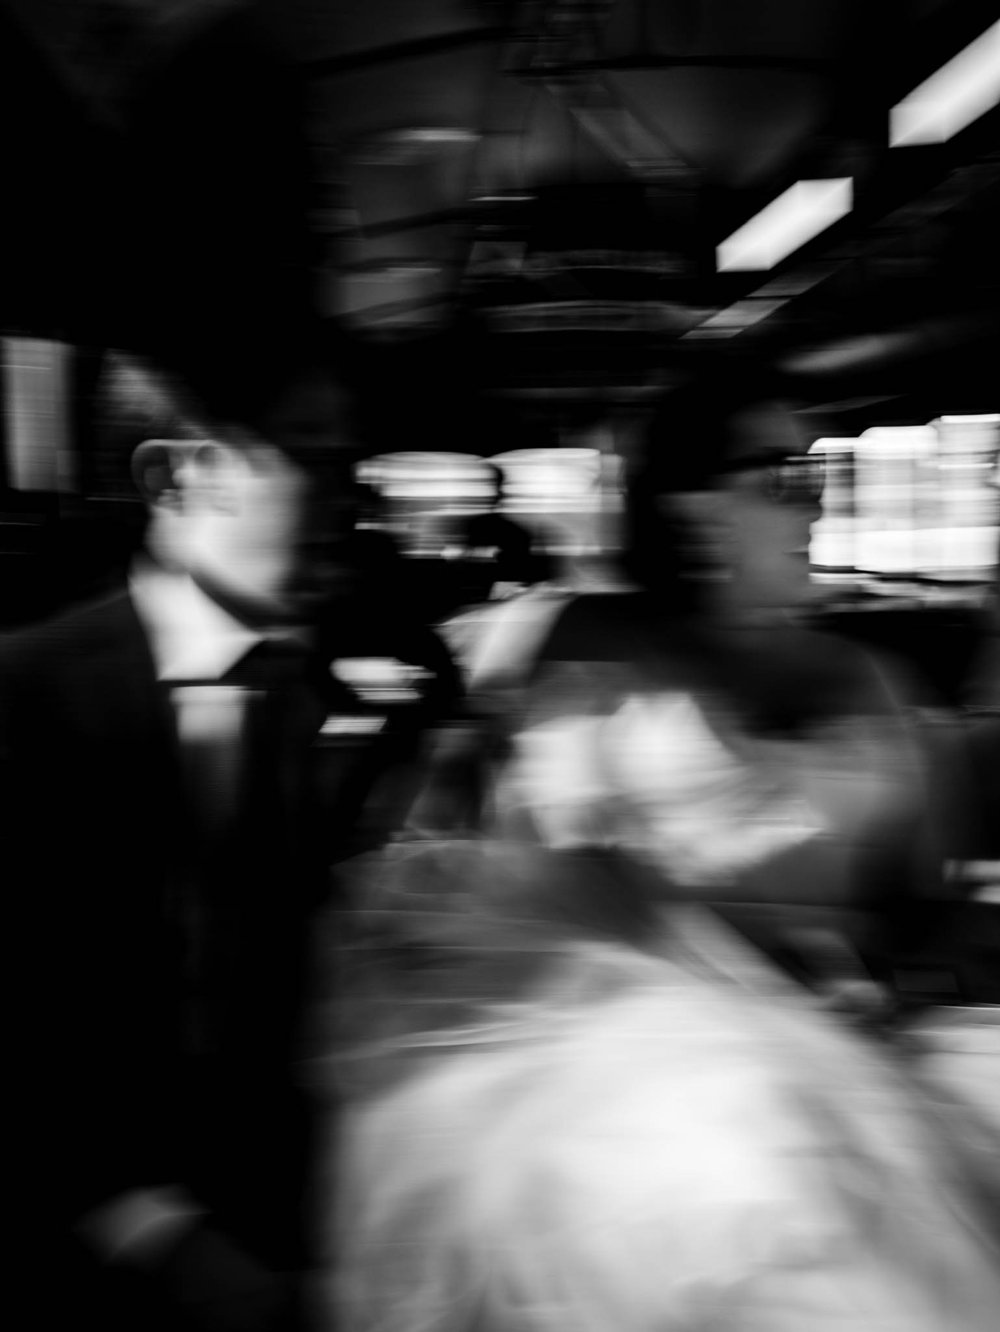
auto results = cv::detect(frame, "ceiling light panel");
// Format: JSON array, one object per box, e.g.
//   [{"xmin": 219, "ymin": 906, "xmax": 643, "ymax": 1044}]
[
  {"xmin": 716, "ymin": 178, "xmax": 853, "ymax": 272},
  {"xmin": 890, "ymin": 20, "xmax": 1000, "ymax": 146}
]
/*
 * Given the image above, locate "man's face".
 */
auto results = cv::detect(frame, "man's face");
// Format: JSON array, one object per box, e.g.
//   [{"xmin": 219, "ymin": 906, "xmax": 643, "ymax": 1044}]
[{"xmin": 173, "ymin": 377, "xmax": 358, "ymax": 624}]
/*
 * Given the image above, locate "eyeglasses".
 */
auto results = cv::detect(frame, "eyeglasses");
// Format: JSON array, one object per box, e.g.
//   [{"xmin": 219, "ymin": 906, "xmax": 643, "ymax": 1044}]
[{"xmin": 726, "ymin": 453, "xmax": 826, "ymax": 506}]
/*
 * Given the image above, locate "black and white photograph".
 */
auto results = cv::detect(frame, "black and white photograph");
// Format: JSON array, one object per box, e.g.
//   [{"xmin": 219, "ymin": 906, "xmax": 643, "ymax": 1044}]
[{"xmin": 2, "ymin": 3, "xmax": 999, "ymax": 1329}]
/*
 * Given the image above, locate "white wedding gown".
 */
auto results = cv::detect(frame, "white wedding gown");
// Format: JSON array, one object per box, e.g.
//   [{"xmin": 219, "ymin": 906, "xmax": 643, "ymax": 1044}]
[
  {"xmin": 324, "ymin": 644, "xmax": 998, "ymax": 1332},
  {"xmin": 325, "ymin": 839, "xmax": 1000, "ymax": 1332}
]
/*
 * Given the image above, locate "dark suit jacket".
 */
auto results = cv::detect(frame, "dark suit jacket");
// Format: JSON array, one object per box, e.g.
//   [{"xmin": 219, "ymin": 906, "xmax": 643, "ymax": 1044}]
[{"xmin": 1, "ymin": 590, "xmax": 337, "ymax": 1278}]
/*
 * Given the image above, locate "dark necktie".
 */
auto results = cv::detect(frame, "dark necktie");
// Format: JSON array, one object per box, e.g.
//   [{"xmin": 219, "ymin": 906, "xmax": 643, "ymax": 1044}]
[{"xmin": 224, "ymin": 637, "xmax": 315, "ymax": 821}]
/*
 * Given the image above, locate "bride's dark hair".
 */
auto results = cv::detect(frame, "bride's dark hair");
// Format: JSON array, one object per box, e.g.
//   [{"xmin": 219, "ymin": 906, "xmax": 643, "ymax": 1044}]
[{"xmin": 622, "ymin": 359, "xmax": 805, "ymax": 610}]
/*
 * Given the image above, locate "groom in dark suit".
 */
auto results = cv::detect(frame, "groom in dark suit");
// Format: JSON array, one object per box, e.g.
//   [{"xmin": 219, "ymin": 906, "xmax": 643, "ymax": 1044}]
[{"xmin": 3, "ymin": 349, "xmax": 362, "ymax": 1330}]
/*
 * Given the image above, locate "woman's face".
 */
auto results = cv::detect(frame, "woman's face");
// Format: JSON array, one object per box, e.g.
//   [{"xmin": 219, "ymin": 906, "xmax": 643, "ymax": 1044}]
[
  {"xmin": 668, "ymin": 402, "xmax": 824, "ymax": 621},
  {"xmin": 720, "ymin": 461, "xmax": 823, "ymax": 616}
]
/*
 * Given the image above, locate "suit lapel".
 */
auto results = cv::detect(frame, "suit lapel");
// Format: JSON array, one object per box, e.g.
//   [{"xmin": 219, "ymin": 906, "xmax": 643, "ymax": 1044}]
[
  {"xmin": 60, "ymin": 592, "xmax": 192, "ymax": 885},
  {"xmin": 55, "ymin": 590, "xmax": 173, "ymax": 741}
]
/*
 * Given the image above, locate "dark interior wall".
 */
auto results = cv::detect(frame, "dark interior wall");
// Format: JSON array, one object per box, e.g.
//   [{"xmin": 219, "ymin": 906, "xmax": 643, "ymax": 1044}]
[
  {"xmin": 0, "ymin": 8, "xmax": 122, "ymax": 346},
  {"xmin": 117, "ymin": 7, "xmax": 322, "ymax": 391},
  {"xmin": 0, "ymin": 2, "xmax": 327, "ymax": 628},
  {"xmin": 1, "ymin": 4, "xmax": 322, "ymax": 386}
]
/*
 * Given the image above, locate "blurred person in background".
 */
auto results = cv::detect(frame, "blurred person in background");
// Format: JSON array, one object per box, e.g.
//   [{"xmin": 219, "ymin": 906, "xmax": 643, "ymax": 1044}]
[
  {"xmin": 1, "ymin": 344, "xmax": 361, "ymax": 1331},
  {"xmin": 340, "ymin": 482, "xmax": 407, "ymax": 593},
  {"xmin": 335, "ymin": 479, "xmax": 462, "ymax": 719},
  {"xmin": 454, "ymin": 463, "xmax": 542, "ymax": 603},
  {"xmin": 321, "ymin": 478, "xmax": 465, "ymax": 850},
  {"xmin": 462, "ymin": 464, "xmax": 535, "ymax": 579}
]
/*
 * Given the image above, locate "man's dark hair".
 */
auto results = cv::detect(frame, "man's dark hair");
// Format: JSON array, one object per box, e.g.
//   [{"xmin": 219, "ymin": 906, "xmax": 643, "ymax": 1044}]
[
  {"xmin": 87, "ymin": 329, "xmax": 359, "ymax": 498},
  {"xmin": 85, "ymin": 348, "xmax": 217, "ymax": 501}
]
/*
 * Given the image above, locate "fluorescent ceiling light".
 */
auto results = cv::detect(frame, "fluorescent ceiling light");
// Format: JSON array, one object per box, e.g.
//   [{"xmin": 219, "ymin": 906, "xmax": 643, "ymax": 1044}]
[
  {"xmin": 890, "ymin": 20, "xmax": 1000, "ymax": 146},
  {"xmin": 681, "ymin": 296, "xmax": 788, "ymax": 340},
  {"xmin": 809, "ymin": 438, "xmax": 858, "ymax": 455},
  {"xmin": 940, "ymin": 414, "xmax": 1000, "ymax": 423},
  {"xmin": 716, "ymin": 179, "xmax": 853, "ymax": 272},
  {"xmin": 389, "ymin": 127, "xmax": 480, "ymax": 146},
  {"xmin": 701, "ymin": 298, "xmax": 787, "ymax": 329}
]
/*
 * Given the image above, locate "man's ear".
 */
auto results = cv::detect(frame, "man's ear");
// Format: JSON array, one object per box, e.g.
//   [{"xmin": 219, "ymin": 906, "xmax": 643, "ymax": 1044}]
[
  {"xmin": 131, "ymin": 440, "xmax": 182, "ymax": 508},
  {"xmin": 131, "ymin": 439, "xmax": 238, "ymax": 512}
]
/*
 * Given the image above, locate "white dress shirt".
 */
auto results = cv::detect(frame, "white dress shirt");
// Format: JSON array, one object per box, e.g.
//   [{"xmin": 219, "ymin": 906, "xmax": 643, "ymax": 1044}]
[
  {"xmin": 131, "ymin": 561, "xmax": 275, "ymax": 832},
  {"xmin": 129, "ymin": 558, "xmax": 263, "ymax": 681}
]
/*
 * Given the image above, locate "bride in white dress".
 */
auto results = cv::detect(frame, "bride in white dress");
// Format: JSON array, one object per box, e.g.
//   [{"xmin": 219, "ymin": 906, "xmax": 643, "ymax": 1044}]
[
  {"xmin": 318, "ymin": 394, "xmax": 1000, "ymax": 1331},
  {"xmin": 320, "ymin": 663, "xmax": 1000, "ymax": 1332}
]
